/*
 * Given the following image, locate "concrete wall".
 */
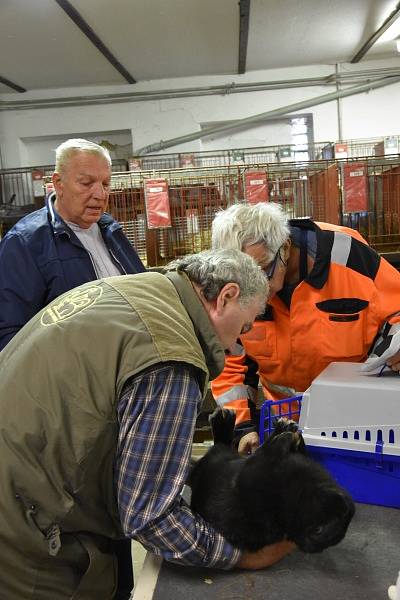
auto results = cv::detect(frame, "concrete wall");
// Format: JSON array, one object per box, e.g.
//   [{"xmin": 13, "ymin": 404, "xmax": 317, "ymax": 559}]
[{"xmin": 1, "ymin": 59, "xmax": 400, "ymax": 168}]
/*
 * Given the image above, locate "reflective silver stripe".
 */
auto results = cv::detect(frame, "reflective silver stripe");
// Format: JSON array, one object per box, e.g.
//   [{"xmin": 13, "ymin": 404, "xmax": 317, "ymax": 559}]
[
  {"xmin": 263, "ymin": 379, "xmax": 297, "ymax": 397},
  {"xmin": 215, "ymin": 384, "xmax": 257, "ymax": 406},
  {"xmin": 229, "ymin": 343, "xmax": 245, "ymax": 357},
  {"xmin": 388, "ymin": 322, "xmax": 400, "ymax": 334},
  {"xmin": 331, "ymin": 232, "xmax": 352, "ymax": 265},
  {"xmin": 247, "ymin": 386, "xmax": 258, "ymax": 404}
]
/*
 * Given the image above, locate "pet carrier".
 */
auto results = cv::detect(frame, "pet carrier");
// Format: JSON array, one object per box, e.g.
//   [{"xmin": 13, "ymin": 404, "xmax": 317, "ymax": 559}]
[{"xmin": 259, "ymin": 362, "xmax": 400, "ymax": 508}]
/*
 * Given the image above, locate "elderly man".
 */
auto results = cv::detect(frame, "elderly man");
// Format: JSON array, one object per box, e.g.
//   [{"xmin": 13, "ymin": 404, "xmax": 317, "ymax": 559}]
[
  {"xmin": 0, "ymin": 249, "xmax": 294, "ymax": 600},
  {"xmin": 0, "ymin": 138, "xmax": 145, "ymax": 351},
  {"xmin": 211, "ymin": 202, "xmax": 400, "ymax": 454}
]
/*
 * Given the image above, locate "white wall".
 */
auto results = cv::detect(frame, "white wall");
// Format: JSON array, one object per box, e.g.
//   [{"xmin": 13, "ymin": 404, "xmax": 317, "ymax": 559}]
[
  {"xmin": 200, "ymin": 119, "xmax": 295, "ymax": 151},
  {"xmin": 19, "ymin": 130, "xmax": 132, "ymax": 167},
  {"xmin": 1, "ymin": 59, "xmax": 400, "ymax": 168}
]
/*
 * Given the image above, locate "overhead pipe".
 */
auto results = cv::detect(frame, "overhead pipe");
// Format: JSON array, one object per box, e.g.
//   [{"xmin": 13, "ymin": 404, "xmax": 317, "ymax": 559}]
[
  {"xmin": 136, "ymin": 75, "xmax": 400, "ymax": 155},
  {"xmin": 1, "ymin": 67, "xmax": 400, "ymax": 111}
]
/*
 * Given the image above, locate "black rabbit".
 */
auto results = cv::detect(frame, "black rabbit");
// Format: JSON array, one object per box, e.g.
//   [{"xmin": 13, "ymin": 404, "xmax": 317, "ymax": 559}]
[{"xmin": 189, "ymin": 407, "xmax": 355, "ymax": 553}]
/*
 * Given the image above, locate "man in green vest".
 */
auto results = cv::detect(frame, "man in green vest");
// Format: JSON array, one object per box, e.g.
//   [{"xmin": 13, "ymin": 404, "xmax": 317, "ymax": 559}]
[{"xmin": 0, "ymin": 248, "xmax": 293, "ymax": 599}]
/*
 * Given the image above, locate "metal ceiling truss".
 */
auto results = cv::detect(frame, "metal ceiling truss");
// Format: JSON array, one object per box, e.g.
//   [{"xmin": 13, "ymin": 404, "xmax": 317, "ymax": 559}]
[
  {"xmin": 53, "ymin": 0, "xmax": 136, "ymax": 83},
  {"xmin": 351, "ymin": 1, "xmax": 400, "ymax": 63},
  {"xmin": 0, "ymin": 76, "xmax": 26, "ymax": 93},
  {"xmin": 238, "ymin": 0, "xmax": 250, "ymax": 74}
]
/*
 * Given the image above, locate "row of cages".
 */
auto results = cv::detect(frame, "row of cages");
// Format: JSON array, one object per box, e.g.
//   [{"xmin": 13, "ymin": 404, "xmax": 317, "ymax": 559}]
[
  {"xmin": 108, "ymin": 158, "xmax": 400, "ymax": 266},
  {"xmin": 127, "ymin": 135, "xmax": 400, "ymax": 171},
  {"xmin": 1, "ymin": 136, "xmax": 400, "ymax": 210},
  {"xmin": 1, "ymin": 155, "xmax": 400, "ymax": 266},
  {"xmin": 0, "ymin": 159, "xmax": 128, "ymax": 210}
]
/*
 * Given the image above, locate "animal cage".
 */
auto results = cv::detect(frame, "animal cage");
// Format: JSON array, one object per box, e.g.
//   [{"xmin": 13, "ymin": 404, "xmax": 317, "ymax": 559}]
[
  {"xmin": 108, "ymin": 161, "xmax": 343, "ymax": 265},
  {"xmin": 259, "ymin": 362, "xmax": 400, "ymax": 509},
  {"xmin": 339, "ymin": 159, "xmax": 400, "ymax": 256},
  {"xmin": 109, "ymin": 167, "xmax": 236, "ymax": 266},
  {"xmin": 29, "ymin": 154, "xmax": 400, "ymax": 267}
]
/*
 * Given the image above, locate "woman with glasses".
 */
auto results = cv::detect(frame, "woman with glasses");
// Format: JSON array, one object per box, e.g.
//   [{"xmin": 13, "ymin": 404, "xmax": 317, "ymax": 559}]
[{"xmin": 211, "ymin": 202, "xmax": 400, "ymax": 454}]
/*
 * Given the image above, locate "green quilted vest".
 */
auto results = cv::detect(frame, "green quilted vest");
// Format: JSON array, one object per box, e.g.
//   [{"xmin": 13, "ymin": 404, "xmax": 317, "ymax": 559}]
[{"xmin": 0, "ymin": 271, "xmax": 224, "ymax": 599}]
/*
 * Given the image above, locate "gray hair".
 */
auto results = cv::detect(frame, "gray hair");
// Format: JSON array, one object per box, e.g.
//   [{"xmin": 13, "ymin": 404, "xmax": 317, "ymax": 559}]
[
  {"xmin": 167, "ymin": 249, "xmax": 268, "ymax": 308},
  {"xmin": 212, "ymin": 202, "xmax": 290, "ymax": 260},
  {"xmin": 55, "ymin": 138, "xmax": 112, "ymax": 174}
]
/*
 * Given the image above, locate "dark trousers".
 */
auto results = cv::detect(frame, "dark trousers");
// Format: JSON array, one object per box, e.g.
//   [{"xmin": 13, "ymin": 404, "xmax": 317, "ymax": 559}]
[{"xmin": 115, "ymin": 539, "xmax": 134, "ymax": 600}]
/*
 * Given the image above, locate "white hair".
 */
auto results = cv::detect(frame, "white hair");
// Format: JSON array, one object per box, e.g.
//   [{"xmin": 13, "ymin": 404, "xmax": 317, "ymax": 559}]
[
  {"xmin": 167, "ymin": 248, "xmax": 268, "ymax": 309},
  {"xmin": 55, "ymin": 138, "xmax": 112, "ymax": 174},
  {"xmin": 212, "ymin": 202, "xmax": 290, "ymax": 259}
]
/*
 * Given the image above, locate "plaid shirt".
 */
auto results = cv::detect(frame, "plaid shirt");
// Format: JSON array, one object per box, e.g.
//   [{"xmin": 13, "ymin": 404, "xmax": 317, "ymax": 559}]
[{"xmin": 115, "ymin": 362, "xmax": 242, "ymax": 569}]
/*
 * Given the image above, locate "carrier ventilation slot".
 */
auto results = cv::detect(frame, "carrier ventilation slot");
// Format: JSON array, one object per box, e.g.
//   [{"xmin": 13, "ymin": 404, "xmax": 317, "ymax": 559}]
[{"xmin": 319, "ymin": 429, "xmax": 397, "ymax": 444}]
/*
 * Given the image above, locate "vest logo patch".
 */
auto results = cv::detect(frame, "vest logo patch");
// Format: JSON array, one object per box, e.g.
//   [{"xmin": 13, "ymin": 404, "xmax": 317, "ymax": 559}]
[{"xmin": 41, "ymin": 286, "xmax": 103, "ymax": 325}]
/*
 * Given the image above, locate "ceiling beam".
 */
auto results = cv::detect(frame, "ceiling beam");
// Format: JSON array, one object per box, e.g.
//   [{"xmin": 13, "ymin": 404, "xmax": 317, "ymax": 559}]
[
  {"xmin": 0, "ymin": 76, "xmax": 26, "ymax": 93},
  {"xmin": 238, "ymin": 0, "xmax": 250, "ymax": 74},
  {"xmin": 53, "ymin": 0, "xmax": 136, "ymax": 83},
  {"xmin": 351, "ymin": 2, "xmax": 400, "ymax": 63}
]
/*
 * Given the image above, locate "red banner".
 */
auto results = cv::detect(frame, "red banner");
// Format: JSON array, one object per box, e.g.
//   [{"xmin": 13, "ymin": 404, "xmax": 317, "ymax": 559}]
[
  {"xmin": 334, "ymin": 143, "xmax": 348, "ymax": 159},
  {"xmin": 343, "ymin": 163, "xmax": 368, "ymax": 213},
  {"xmin": 144, "ymin": 178, "xmax": 172, "ymax": 228},
  {"xmin": 244, "ymin": 171, "xmax": 268, "ymax": 204}
]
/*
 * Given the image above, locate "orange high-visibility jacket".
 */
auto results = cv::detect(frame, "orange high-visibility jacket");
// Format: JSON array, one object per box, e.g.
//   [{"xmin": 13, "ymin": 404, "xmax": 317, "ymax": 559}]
[{"xmin": 211, "ymin": 219, "xmax": 400, "ymax": 425}]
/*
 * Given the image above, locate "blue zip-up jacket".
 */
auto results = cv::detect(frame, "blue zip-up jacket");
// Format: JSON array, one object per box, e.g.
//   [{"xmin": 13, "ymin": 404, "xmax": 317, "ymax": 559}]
[{"xmin": 0, "ymin": 194, "xmax": 146, "ymax": 350}]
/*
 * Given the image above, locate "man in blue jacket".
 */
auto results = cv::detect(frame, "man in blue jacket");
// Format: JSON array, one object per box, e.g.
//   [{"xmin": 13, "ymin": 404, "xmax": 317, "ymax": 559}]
[
  {"xmin": 0, "ymin": 138, "xmax": 145, "ymax": 599},
  {"xmin": 0, "ymin": 138, "xmax": 145, "ymax": 352}
]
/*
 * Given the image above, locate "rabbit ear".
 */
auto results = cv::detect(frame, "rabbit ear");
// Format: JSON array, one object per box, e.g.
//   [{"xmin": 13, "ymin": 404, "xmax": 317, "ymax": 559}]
[{"xmin": 317, "ymin": 487, "xmax": 355, "ymax": 520}]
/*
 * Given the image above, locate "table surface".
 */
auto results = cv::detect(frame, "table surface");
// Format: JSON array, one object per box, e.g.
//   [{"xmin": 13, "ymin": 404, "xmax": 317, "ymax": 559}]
[{"xmin": 147, "ymin": 503, "xmax": 400, "ymax": 600}]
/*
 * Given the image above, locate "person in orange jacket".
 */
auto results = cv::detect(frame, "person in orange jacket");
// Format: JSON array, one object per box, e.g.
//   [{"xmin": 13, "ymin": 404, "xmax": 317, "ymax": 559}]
[{"xmin": 211, "ymin": 202, "xmax": 400, "ymax": 454}]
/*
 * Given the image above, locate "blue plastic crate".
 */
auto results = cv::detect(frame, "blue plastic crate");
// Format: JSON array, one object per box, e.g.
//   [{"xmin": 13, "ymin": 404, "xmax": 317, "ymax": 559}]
[
  {"xmin": 259, "ymin": 395, "xmax": 400, "ymax": 509},
  {"xmin": 306, "ymin": 445, "xmax": 400, "ymax": 508},
  {"xmin": 259, "ymin": 395, "xmax": 302, "ymax": 444}
]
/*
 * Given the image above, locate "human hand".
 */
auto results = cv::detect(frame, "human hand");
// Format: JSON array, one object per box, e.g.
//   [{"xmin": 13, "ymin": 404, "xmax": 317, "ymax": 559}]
[
  {"xmin": 386, "ymin": 350, "xmax": 400, "ymax": 373},
  {"xmin": 238, "ymin": 431, "xmax": 260, "ymax": 455},
  {"xmin": 237, "ymin": 540, "xmax": 296, "ymax": 570}
]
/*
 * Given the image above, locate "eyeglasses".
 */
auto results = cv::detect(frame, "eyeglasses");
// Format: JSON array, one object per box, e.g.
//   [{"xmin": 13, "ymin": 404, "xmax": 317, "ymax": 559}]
[{"xmin": 263, "ymin": 250, "xmax": 280, "ymax": 280}]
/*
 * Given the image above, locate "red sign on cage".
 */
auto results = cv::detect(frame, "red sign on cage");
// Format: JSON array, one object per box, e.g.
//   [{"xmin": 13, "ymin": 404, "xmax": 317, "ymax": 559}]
[
  {"xmin": 144, "ymin": 178, "xmax": 172, "ymax": 228},
  {"xmin": 244, "ymin": 171, "xmax": 269, "ymax": 204},
  {"xmin": 343, "ymin": 163, "xmax": 368, "ymax": 213},
  {"xmin": 128, "ymin": 157, "xmax": 142, "ymax": 171},
  {"xmin": 179, "ymin": 154, "xmax": 196, "ymax": 168}
]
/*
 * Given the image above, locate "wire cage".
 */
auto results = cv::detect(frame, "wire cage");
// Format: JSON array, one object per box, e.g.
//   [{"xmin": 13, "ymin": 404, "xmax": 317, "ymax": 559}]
[
  {"xmin": 4, "ymin": 147, "xmax": 400, "ymax": 268},
  {"xmin": 259, "ymin": 396, "xmax": 303, "ymax": 444},
  {"xmin": 109, "ymin": 167, "xmax": 237, "ymax": 266}
]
